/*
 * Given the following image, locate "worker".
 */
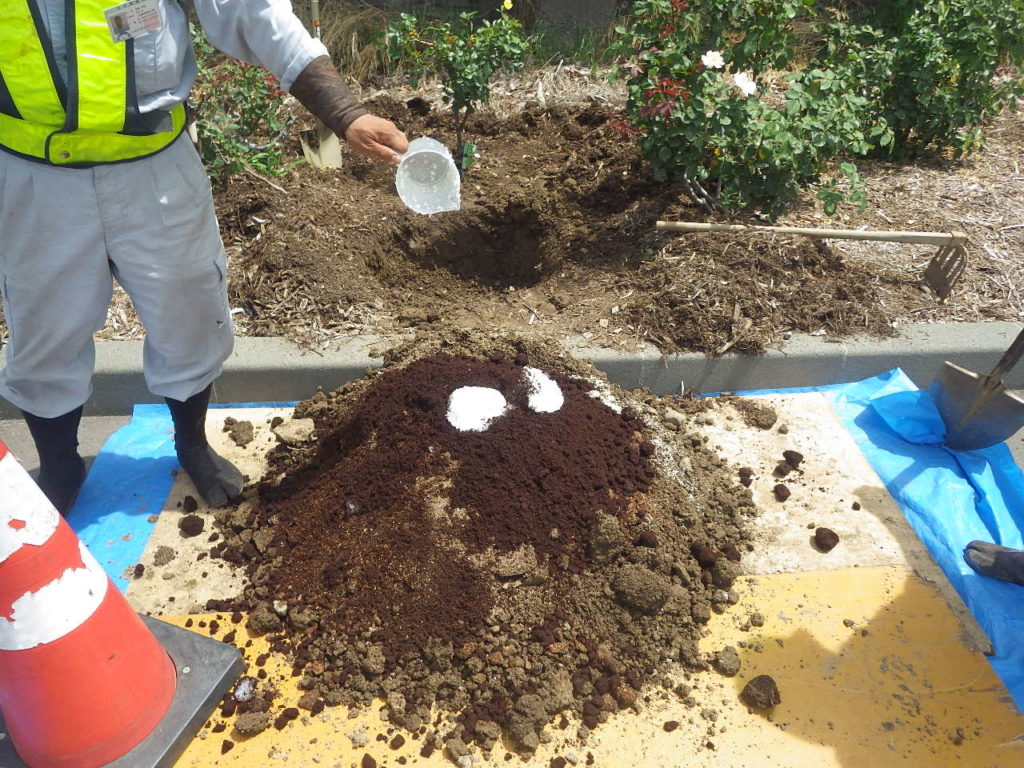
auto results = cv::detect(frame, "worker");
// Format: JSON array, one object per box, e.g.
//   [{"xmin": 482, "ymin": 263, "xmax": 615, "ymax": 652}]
[
  {"xmin": 0, "ymin": 0, "xmax": 408, "ymax": 513},
  {"xmin": 964, "ymin": 541, "xmax": 1024, "ymax": 586}
]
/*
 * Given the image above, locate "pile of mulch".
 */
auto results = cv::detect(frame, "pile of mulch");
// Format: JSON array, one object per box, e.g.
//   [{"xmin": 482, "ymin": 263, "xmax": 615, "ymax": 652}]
[
  {"xmin": 620, "ymin": 232, "xmax": 906, "ymax": 355},
  {"xmin": 209, "ymin": 332, "xmax": 757, "ymax": 756}
]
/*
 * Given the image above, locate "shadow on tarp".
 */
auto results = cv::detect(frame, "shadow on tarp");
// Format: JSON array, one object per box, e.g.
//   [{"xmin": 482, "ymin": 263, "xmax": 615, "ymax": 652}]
[
  {"xmin": 66, "ymin": 405, "xmax": 177, "ymax": 593},
  {"xmin": 700, "ymin": 369, "xmax": 1024, "ymax": 709},
  {"xmin": 824, "ymin": 370, "xmax": 1024, "ymax": 712},
  {"xmin": 733, "ymin": 570, "xmax": 1024, "ymax": 767},
  {"xmin": 66, "ymin": 401, "xmax": 295, "ymax": 593}
]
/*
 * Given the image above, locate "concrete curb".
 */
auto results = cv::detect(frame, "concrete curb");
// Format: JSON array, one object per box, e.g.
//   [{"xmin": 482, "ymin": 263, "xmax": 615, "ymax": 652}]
[{"xmin": 1, "ymin": 322, "xmax": 1021, "ymax": 417}]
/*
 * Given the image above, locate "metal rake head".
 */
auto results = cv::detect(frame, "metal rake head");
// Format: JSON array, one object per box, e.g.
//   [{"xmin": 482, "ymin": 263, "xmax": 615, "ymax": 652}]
[{"xmin": 923, "ymin": 243, "xmax": 967, "ymax": 301}]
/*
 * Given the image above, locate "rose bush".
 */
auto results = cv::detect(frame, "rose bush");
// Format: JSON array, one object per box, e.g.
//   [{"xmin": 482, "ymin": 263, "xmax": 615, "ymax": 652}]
[{"xmin": 612, "ymin": 0, "xmax": 883, "ymax": 218}]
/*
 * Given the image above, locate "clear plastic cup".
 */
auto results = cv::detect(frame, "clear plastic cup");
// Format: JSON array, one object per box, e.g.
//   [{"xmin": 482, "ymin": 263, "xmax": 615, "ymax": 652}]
[{"xmin": 395, "ymin": 136, "xmax": 461, "ymax": 215}]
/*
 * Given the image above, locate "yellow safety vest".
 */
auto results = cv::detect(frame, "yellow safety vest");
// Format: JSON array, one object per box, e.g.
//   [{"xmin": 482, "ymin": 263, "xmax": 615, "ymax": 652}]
[{"xmin": 0, "ymin": 0, "xmax": 185, "ymax": 166}]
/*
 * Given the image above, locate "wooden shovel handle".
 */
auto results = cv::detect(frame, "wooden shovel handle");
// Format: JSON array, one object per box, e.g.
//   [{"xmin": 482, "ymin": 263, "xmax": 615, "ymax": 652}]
[
  {"xmin": 990, "ymin": 327, "xmax": 1024, "ymax": 383},
  {"xmin": 656, "ymin": 220, "xmax": 967, "ymax": 247}
]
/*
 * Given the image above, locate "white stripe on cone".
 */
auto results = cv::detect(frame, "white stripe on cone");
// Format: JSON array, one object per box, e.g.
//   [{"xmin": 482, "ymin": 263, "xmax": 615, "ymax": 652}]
[
  {"xmin": 0, "ymin": 451, "xmax": 109, "ymax": 651},
  {"xmin": 0, "ymin": 541, "xmax": 109, "ymax": 651},
  {"xmin": 0, "ymin": 451, "xmax": 60, "ymax": 564}
]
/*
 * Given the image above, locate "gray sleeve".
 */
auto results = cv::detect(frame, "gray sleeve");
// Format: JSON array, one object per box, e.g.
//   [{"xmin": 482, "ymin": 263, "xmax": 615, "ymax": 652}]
[{"xmin": 188, "ymin": 0, "xmax": 330, "ymax": 91}]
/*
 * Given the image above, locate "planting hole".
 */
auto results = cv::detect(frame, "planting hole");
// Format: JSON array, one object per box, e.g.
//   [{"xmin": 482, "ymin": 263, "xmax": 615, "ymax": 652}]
[{"xmin": 397, "ymin": 203, "xmax": 548, "ymax": 288}]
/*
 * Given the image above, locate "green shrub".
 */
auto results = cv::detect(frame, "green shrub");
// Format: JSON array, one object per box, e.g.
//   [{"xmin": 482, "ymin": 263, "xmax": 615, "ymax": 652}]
[
  {"xmin": 822, "ymin": 0, "xmax": 1024, "ymax": 158},
  {"xmin": 191, "ymin": 31, "xmax": 295, "ymax": 185},
  {"xmin": 612, "ymin": 0, "xmax": 881, "ymax": 218},
  {"xmin": 385, "ymin": 3, "xmax": 531, "ymax": 164}
]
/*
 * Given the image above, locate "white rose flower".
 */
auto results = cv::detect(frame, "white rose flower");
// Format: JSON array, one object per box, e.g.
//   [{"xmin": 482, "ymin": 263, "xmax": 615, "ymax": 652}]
[
  {"xmin": 733, "ymin": 71, "xmax": 757, "ymax": 96},
  {"xmin": 701, "ymin": 50, "xmax": 725, "ymax": 70}
]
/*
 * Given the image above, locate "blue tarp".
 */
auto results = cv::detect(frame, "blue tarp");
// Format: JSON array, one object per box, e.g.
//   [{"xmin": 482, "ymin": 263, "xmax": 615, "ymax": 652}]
[
  {"xmin": 67, "ymin": 405, "xmax": 178, "ymax": 592},
  {"xmin": 67, "ymin": 402, "xmax": 294, "ymax": 592},
  {"xmin": 823, "ymin": 370, "xmax": 1024, "ymax": 711}
]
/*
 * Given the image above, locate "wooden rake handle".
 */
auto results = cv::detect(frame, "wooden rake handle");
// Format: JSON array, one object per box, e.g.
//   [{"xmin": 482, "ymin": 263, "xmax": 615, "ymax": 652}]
[{"xmin": 656, "ymin": 220, "xmax": 967, "ymax": 247}]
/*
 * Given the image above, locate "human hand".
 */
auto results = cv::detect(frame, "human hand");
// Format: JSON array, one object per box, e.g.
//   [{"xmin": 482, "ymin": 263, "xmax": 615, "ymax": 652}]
[{"xmin": 344, "ymin": 114, "xmax": 409, "ymax": 164}]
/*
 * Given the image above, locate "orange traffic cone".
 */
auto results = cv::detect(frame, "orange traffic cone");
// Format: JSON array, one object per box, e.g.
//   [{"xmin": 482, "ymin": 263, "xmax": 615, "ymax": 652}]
[{"xmin": 0, "ymin": 438, "xmax": 177, "ymax": 768}]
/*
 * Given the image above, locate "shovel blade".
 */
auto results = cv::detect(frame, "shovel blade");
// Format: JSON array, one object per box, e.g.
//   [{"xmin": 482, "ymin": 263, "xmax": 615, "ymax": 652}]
[
  {"xmin": 300, "ymin": 121, "xmax": 343, "ymax": 169},
  {"xmin": 930, "ymin": 362, "xmax": 1024, "ymax": 450}
]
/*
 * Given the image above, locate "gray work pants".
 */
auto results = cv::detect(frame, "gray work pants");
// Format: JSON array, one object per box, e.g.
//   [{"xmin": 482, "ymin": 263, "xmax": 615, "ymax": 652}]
[{"xmin": 0, "ymin": 134, "xmax": 233, "ymax": 417}]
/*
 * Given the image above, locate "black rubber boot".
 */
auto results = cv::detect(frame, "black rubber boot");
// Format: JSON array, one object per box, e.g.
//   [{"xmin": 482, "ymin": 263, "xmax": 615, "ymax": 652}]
[
  {"xmin": 21, "ymin": 406, "xmax": 87, "ymax": 516},
  {"xmin": 166, "ymin": 384, "xmax": 243, "ymax": 507},
  {"xmin": 964, "ymin": 540, "xmax": 1024, "ymax": 586}
]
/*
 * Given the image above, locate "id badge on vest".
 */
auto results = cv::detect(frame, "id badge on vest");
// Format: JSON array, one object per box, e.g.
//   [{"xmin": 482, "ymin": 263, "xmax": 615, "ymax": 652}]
[{"xmin": 104, "ymin": 0, "xmax": 165, "ymax": 43}]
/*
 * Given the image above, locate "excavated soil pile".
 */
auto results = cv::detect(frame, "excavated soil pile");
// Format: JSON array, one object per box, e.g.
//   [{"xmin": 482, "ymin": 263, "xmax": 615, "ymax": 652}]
[
  {"xmin": 212, "ymin": 336, "xmax": 756, "ymax": 755},
  {"xmin": 208, "ymin": 96, "xmax": 971, "ymax": 356}
]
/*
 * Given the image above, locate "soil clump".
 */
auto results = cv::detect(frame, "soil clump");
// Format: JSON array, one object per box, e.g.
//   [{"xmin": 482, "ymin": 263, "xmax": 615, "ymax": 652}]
[
  {"xmin": 741, "ymin": 675, "xmax": 782, "ymax": 709},
  {"xmin": 212, "ymin": 332, "xmax": 757, "ymax": 754},
  {"xmin": 814, "ymin": 527, "xmax": 841, "ymax": 552},
  {"xmin": 178, "ymin": 514, "xmax": 205, "ymax": 538}
]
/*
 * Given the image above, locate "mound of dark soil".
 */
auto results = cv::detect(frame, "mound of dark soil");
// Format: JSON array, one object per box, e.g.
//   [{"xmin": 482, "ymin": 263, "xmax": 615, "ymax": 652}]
[{"xmin": 210, "ymin": 334, "xmax": 757, "ymax": 755}]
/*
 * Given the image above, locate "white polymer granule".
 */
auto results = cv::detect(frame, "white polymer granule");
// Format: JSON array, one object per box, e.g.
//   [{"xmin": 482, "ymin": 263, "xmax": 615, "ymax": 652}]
[
  {"xmin": 523, "ymin": 367, "xmax": 564, "ymax": 413},
  {"xmin": 447, "ymin": 386, "xmax": 510, "ymax": 431}
]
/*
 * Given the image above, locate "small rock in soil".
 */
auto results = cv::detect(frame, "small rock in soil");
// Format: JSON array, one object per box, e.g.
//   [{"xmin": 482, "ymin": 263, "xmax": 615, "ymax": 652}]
[
  {"xmin": 347, "ymin": 729, "xmax": 369, "ymax": 748},
  {"xmin": 445, "ymin": 737, "xmax": 471, "ymax": 760},
  {"xmin": 741, "ymin": 675, "xmax": 781, "ymax": 709},
  {"xmin": 732, "ymin": 398, "xmax": 778, "ymax": 430},
  {"xmin": 588, "ymin": 512, "xmax": 628, "ymax": 565},
  {"xmin": 178, "ymin": 514, "xmax": 205, "ymax": 538},
  {"xmin": 773, "ymin": 461, "xmax": 793, "ymax": 478},
  {"xmin": 634, "ymin": 531, "xmax": 659, "ymax": 548},
  {"xmin": 224, "ymin": 419, "xmax": 255, "ymax": 447},
  {"xmin": 782, "ymin": 450, "xmax": 804, "ymax": 468},
  {"xmin": 182, "ymin": 495, "xmax": 198, "ymax": 513},
  {"xmin": 662, "ymin": 408, "xmax": 685, "ymax": 427},
  {"xmin": 611, "ymin": 564, "xmax": 670, "ymax": 615},
  {"xmin": 361, "ymin": 754, "xmax": 377, "ymax": 768},
  {"xmin": 220, "ymin": 740, "xmax": 234, "ymax": 755},
  {"xmin": 246, "ymin": 603, "xmax": 282, "ymax": 636},
  {"xmin": 152, "ymin": 545, "xmax": 176, "ymax": 567},
  {"xmin": 773, "ymin": 484, "xmax": 791, "ymax": 502},
  {"xmin": 234, "ymin": 712, "xmax": 271, "ymax": 736},
  {"xmin": 273, "ymin": 418, "xmax": 315, "ymax": 447},
  {"xmin": 814, "ymin": 527, "xmax": 840, "ymax": 552},
  {"xmin": 852, "ymin": 501, "xmax": 861, "ymax": 510},
  {"xmin": 713, "ymin": 646, "xmax": 741, "ymax": 677},
  {"xmin": 132, "ymin": 563, "xmax": 145, "ymax": 579},
  {"xmin": 663, "ymin": 720, "xmax": 680, "ymax": 732},
  {"xmin": 711, "ymin": 558, "xmax": 741, "ymax": 590},
  {"xmin": 493, "ymin": 545, "xmax": 538, "ymax": 579}
]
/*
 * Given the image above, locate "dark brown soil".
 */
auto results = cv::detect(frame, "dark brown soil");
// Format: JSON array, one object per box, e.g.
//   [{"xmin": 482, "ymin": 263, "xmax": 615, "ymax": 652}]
[
  {"xmin": 178, "ymin": 514, "xmax": 205, "ymax": 537},
  {"xmin": 214, "ymin": 97, "xmax": 960, "ymax": 357},
  {"xmin": 814, "ymin": 527, "xmax": 841, "ymax": 552},
  {"xmin": 223, "ymin": 417, "xmax": 255, "ymax": 447},
  {"xmin": 210, "ymin": 333, "xmax": 757, "ymax": 754},
  {"xmin": 740, "ymin": 674, "xmax": 781, "ymax": 709}
]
